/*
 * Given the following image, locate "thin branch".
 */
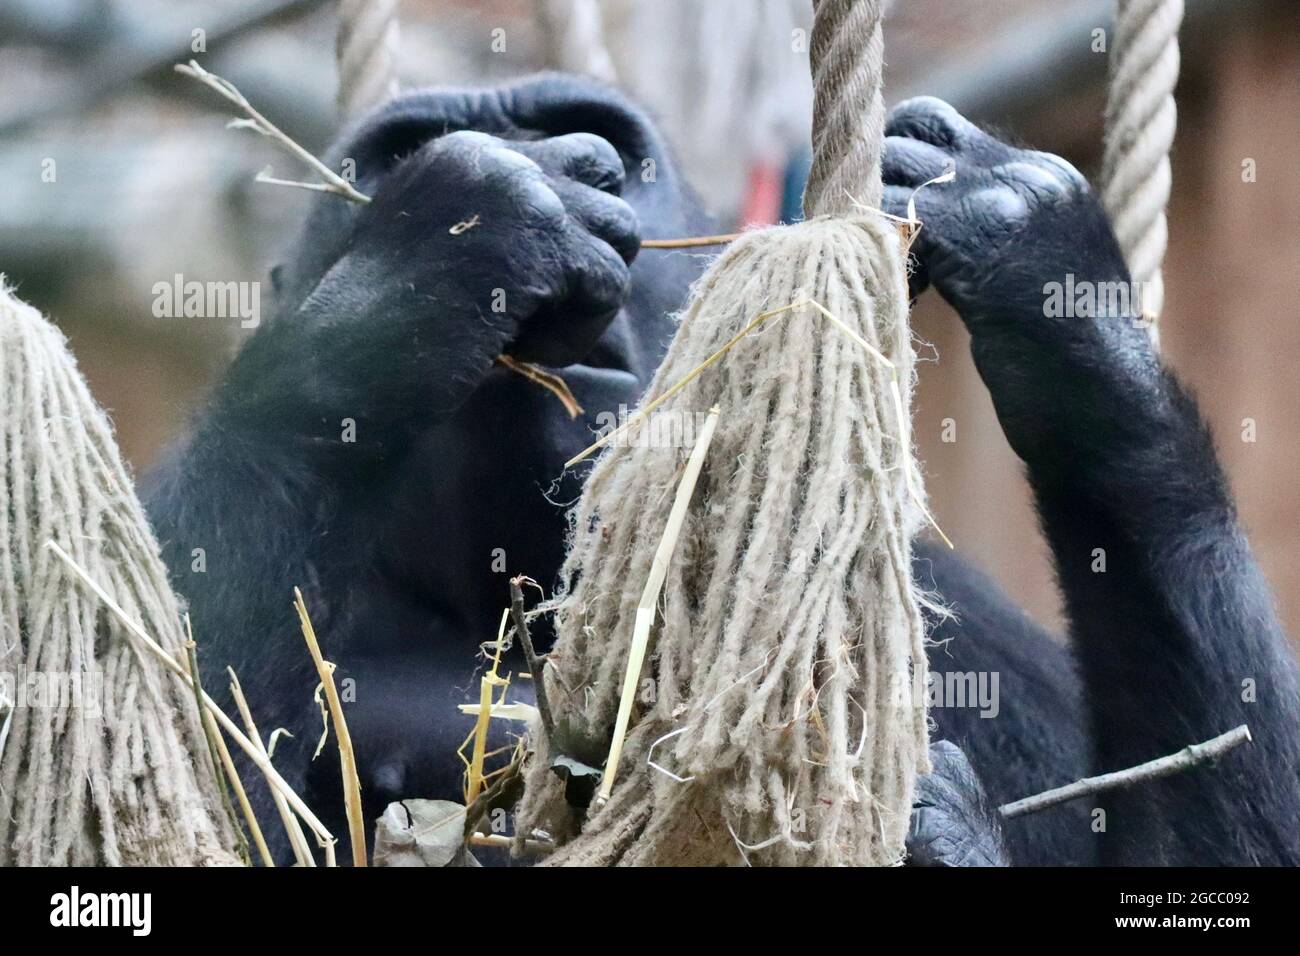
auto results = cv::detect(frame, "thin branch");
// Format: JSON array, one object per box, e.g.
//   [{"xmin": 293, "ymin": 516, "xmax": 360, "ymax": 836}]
[
  {"xmin": 999, "ymin": 725, "xmax": 1253, "ymax": 819},
  {"xmin": 174, "ymin": 59, "xmax": 371, "ymax": 204},
  {"xmin": 205, "ymin": 699, "xmax": 274, "ymax": 866},
  {"xmin": 0, "ymin": 0, "xmax": 325, "ymax": 137},
  {"xmin": 469, "ymin": 832, "xmax": 553, "ymax": 855},
  {"xmin": 464, "ymin": 619, "xmax": 510, "ymax": 803},
  {"xmin": 641, "ymin": 233, "xmax": 743, "ymax": 249},
  {"xmin": 255, "ymin": 166, "xmax": 340, "ymax": 195},
  {"xmin": 509, "ymin": 576, "xmax": 556, "ymax": 746},
  {"xmin": 294, "ymin": 587, "xmax": 368, "ymax": 867}
]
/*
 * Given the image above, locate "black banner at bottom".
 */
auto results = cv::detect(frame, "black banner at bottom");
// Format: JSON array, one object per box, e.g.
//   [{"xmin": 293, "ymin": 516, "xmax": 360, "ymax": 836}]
[{"xmin": 0, "ymin": 866, "xmax": 1281, "ymax": 941}]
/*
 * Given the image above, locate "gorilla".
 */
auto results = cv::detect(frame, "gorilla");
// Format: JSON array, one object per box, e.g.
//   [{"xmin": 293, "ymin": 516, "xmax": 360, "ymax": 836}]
[{"xmin": 141, "ymin": 75, "xmax": 1300, "ymax": 866}]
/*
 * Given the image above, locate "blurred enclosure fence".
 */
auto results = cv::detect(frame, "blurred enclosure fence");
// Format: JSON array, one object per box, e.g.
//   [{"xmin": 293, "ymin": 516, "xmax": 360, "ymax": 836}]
[{"xmin": 0, "ymin": 0, "xmax": 1296, "ymax": 639}]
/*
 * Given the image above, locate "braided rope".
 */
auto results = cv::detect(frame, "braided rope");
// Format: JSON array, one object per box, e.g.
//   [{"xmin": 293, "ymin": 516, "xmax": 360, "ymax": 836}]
[
  {"xmin": 336, "ymin": 0, "xmax": 401, "ymax": 120},
  {"xmin": 1100, "ymin": 0, "xmax": 1184, "ymax": 335},
  {"xmin": 802, "ymin": 0, "xmax": 887, "ymax": 217}
]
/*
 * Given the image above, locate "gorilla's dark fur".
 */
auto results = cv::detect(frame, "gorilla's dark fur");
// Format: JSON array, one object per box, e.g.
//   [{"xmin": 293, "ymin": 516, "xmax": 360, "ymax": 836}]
[{"xmin": 142, "ymin": 75, "xmax": 1300, "ymax": 865}]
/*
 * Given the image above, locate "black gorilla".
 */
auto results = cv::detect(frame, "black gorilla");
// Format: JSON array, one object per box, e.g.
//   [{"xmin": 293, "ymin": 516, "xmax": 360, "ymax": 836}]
[{"xmin": 142, "ymin": 75, "xmax": 1300, "ymax": 866}]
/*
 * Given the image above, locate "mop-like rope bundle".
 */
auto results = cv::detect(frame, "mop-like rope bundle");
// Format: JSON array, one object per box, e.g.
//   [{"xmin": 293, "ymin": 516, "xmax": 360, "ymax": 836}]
[
  {"xmin": 517, "ymin": 217, "xmax": 930, "ymax": 866},
  {"xmin": 0, "ymin": 287, "xmax": 237, "ymax": 866},
  {"xmin": 516, "ymin": 0, "xmax": 931, "ymax": 866}
]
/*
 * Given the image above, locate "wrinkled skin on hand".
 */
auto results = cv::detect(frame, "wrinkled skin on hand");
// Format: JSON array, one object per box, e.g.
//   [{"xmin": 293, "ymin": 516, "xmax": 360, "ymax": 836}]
[{"xmin": 906, "ymin": 741, "xmax": 1008, "ymax": 867}]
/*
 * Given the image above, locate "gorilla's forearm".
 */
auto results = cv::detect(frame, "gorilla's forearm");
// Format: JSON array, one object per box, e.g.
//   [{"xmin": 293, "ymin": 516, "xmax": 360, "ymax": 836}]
[
  {"xmin": 211, "ymin": 255, "xmax": 510, "ymax": 469},
  {"xmin": 1022, "ymin": 355, "xmax": 1300, "ymax": 864},
  {"xmin": 880, "ymin": 95, "xmax": 1300, "ymax": 864}
]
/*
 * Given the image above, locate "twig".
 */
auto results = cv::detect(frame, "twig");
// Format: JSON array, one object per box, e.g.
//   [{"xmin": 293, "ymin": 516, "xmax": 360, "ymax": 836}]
[
  {"xmin": 509, "ymin": 576, "xmax": 556, "ymax": 747},
  {"xmin": 641, "ymin": 232, "xmax": 743, "ymax": 249},
  {"xmin": 596, "ymin": 405, "xmax": 721, "ymax": 806},
  {"xmin": 182, "ymin": 625, "xmax": 255, "ymax": 865},
  {"xmin": 43, "ymin": 541, "xmax": 337, "ymax": 859},
  {"xmin": 228, "ymin": 667, "xmax": 315, "ymax": 866},
  {"xmin": 255, "ymin": 166, "xmax": 340, "ymax": 195},
  {"xmin": 294, "ymin": 587, "xmax": 368, "ymax": 867},
  {"xmin": 462, "ymin": 747, "xmax": 524, "ymax": 839},
  {"xmin": 496, "ymin": 355, "xmax": 585, "ymax": 419},
  {"xmin": 999, "ymin": 725, "xmax": 1253, "ymax": 819},
  {"xmin": 174, "ymin": 59, "xmax": 371, "ymax": 204},
  {"xmin": 468, "ymin": 832, "xmax": 554, "ymax": 855}
]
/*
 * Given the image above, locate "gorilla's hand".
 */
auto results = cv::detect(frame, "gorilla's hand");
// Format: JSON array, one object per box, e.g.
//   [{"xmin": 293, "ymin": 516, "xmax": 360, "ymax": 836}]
[
  {"xmin": 215, "ymin": 99, "xmax": 646, "ymax": 452},
  {"xmin": 881, "ymin": 95, "xmax": 1127, "ymax": 327},
  {"xmin": 906, "ymin": 740, "xmax": 1009, "ymax": 867},
  {"xmin": 880, "ymin": 96, "xmax": 1162, "ymax": 467},
  {"xmin": 298, "ymin": 128, "xmax": 637, "ymax": 412}
]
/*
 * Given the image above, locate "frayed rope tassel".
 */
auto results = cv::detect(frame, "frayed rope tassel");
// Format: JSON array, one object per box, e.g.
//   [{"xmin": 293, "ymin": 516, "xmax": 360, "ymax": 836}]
[
  {"xmin": 0, "ymin": 285, "xmax": 239, "ymax": 866},
  {"xmin": 516, "ymin": 213, "xmax": 933, "ymax": 866}
]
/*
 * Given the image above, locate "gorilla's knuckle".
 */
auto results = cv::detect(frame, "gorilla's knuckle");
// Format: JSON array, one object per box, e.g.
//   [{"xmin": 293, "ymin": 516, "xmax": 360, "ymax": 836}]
[
  {"xmin": 433, "ymin": 129, "xmax": 499, "ymax": 156},
  {"xmin": 583, "ymin": 246, "xmax": 633, "ymax": 303},
  {"xmin": 1026, "ymin": 150, "xmax": 1090, "ymax": 193},
  {"xmin": 599, "ymin": 197, "xmax": 640, "ymax": 243},
  {"xmin": 514, "ymin": 180, "xmax": 568, "ymax": 229},
  {"xmin": 567, "ymin": 132, "xmax": 626, "ymax": 186},
  {"xmin": 892, "ymin": 96, "xmax": 962, "ymax": 134},
  {"xmin": 993, "ymin": 160, "xmax": 1074, "ymax": 205},
  {"xmin": 894, "ymin": 94, "xmax": 952, "ymax": 119}
]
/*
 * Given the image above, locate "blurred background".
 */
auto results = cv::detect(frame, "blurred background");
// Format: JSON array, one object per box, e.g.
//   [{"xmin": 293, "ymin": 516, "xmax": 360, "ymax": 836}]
[{"xmin": 1, "ymin": 0, "xmax": 1297, "ymax": 640}]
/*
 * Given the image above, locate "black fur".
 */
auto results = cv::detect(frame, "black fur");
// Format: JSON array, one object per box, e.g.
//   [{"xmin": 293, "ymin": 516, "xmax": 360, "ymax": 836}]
[{"xmin": 142, "ymin": 82, "xmax": 1300, "ymax": 865}]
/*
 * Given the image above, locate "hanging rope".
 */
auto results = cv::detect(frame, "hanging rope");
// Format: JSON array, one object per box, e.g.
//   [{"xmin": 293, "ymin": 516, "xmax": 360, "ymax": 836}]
[
  {"xmin": 803, "ymin": 0, "xmax": 887, "ymax": 216},
  {"xmin": 1100, "ymin": 0, "xmax": 1184, "ymax": 341},
  {"xmin": 0, "ymin": 287, "xmax": 239, "ymax": 865},
  {"xmin": 336, "ymin": 0, "xmax": 401, "ymax": 121},
  {"xmin": 516, "ymin": 0, "xmax": 930, "ymax": 867},
  {"xmin": 536, "ymin": 0, "xmax": 618, "ymax": 84}
]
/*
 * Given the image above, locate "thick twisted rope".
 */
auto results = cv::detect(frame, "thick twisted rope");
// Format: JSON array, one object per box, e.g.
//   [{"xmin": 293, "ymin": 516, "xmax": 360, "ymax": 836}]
[
  {"xmin": 536, "ymin": 0, "xmax": 618, "ymax": 84},
  {"xmin": 802, "ymin": 0, "xmax": 887, "ymax": 216},
  {"xmin": 1100, "ymin": 0, "xmax": 1184, "ymax": 336},
  {"xmin": 336, "ymin": 0, "xmax": 401, "ymax": 120}
]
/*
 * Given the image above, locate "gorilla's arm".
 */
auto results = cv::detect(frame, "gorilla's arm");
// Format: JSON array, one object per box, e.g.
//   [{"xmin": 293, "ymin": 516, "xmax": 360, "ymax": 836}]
[
  {"xmin": 140, "ymin": 78, "xmax": 656, "ymax": 849},
  {"xmin": 884, "ymin": 97, "xmax": 1300, "ymax": 864}
]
